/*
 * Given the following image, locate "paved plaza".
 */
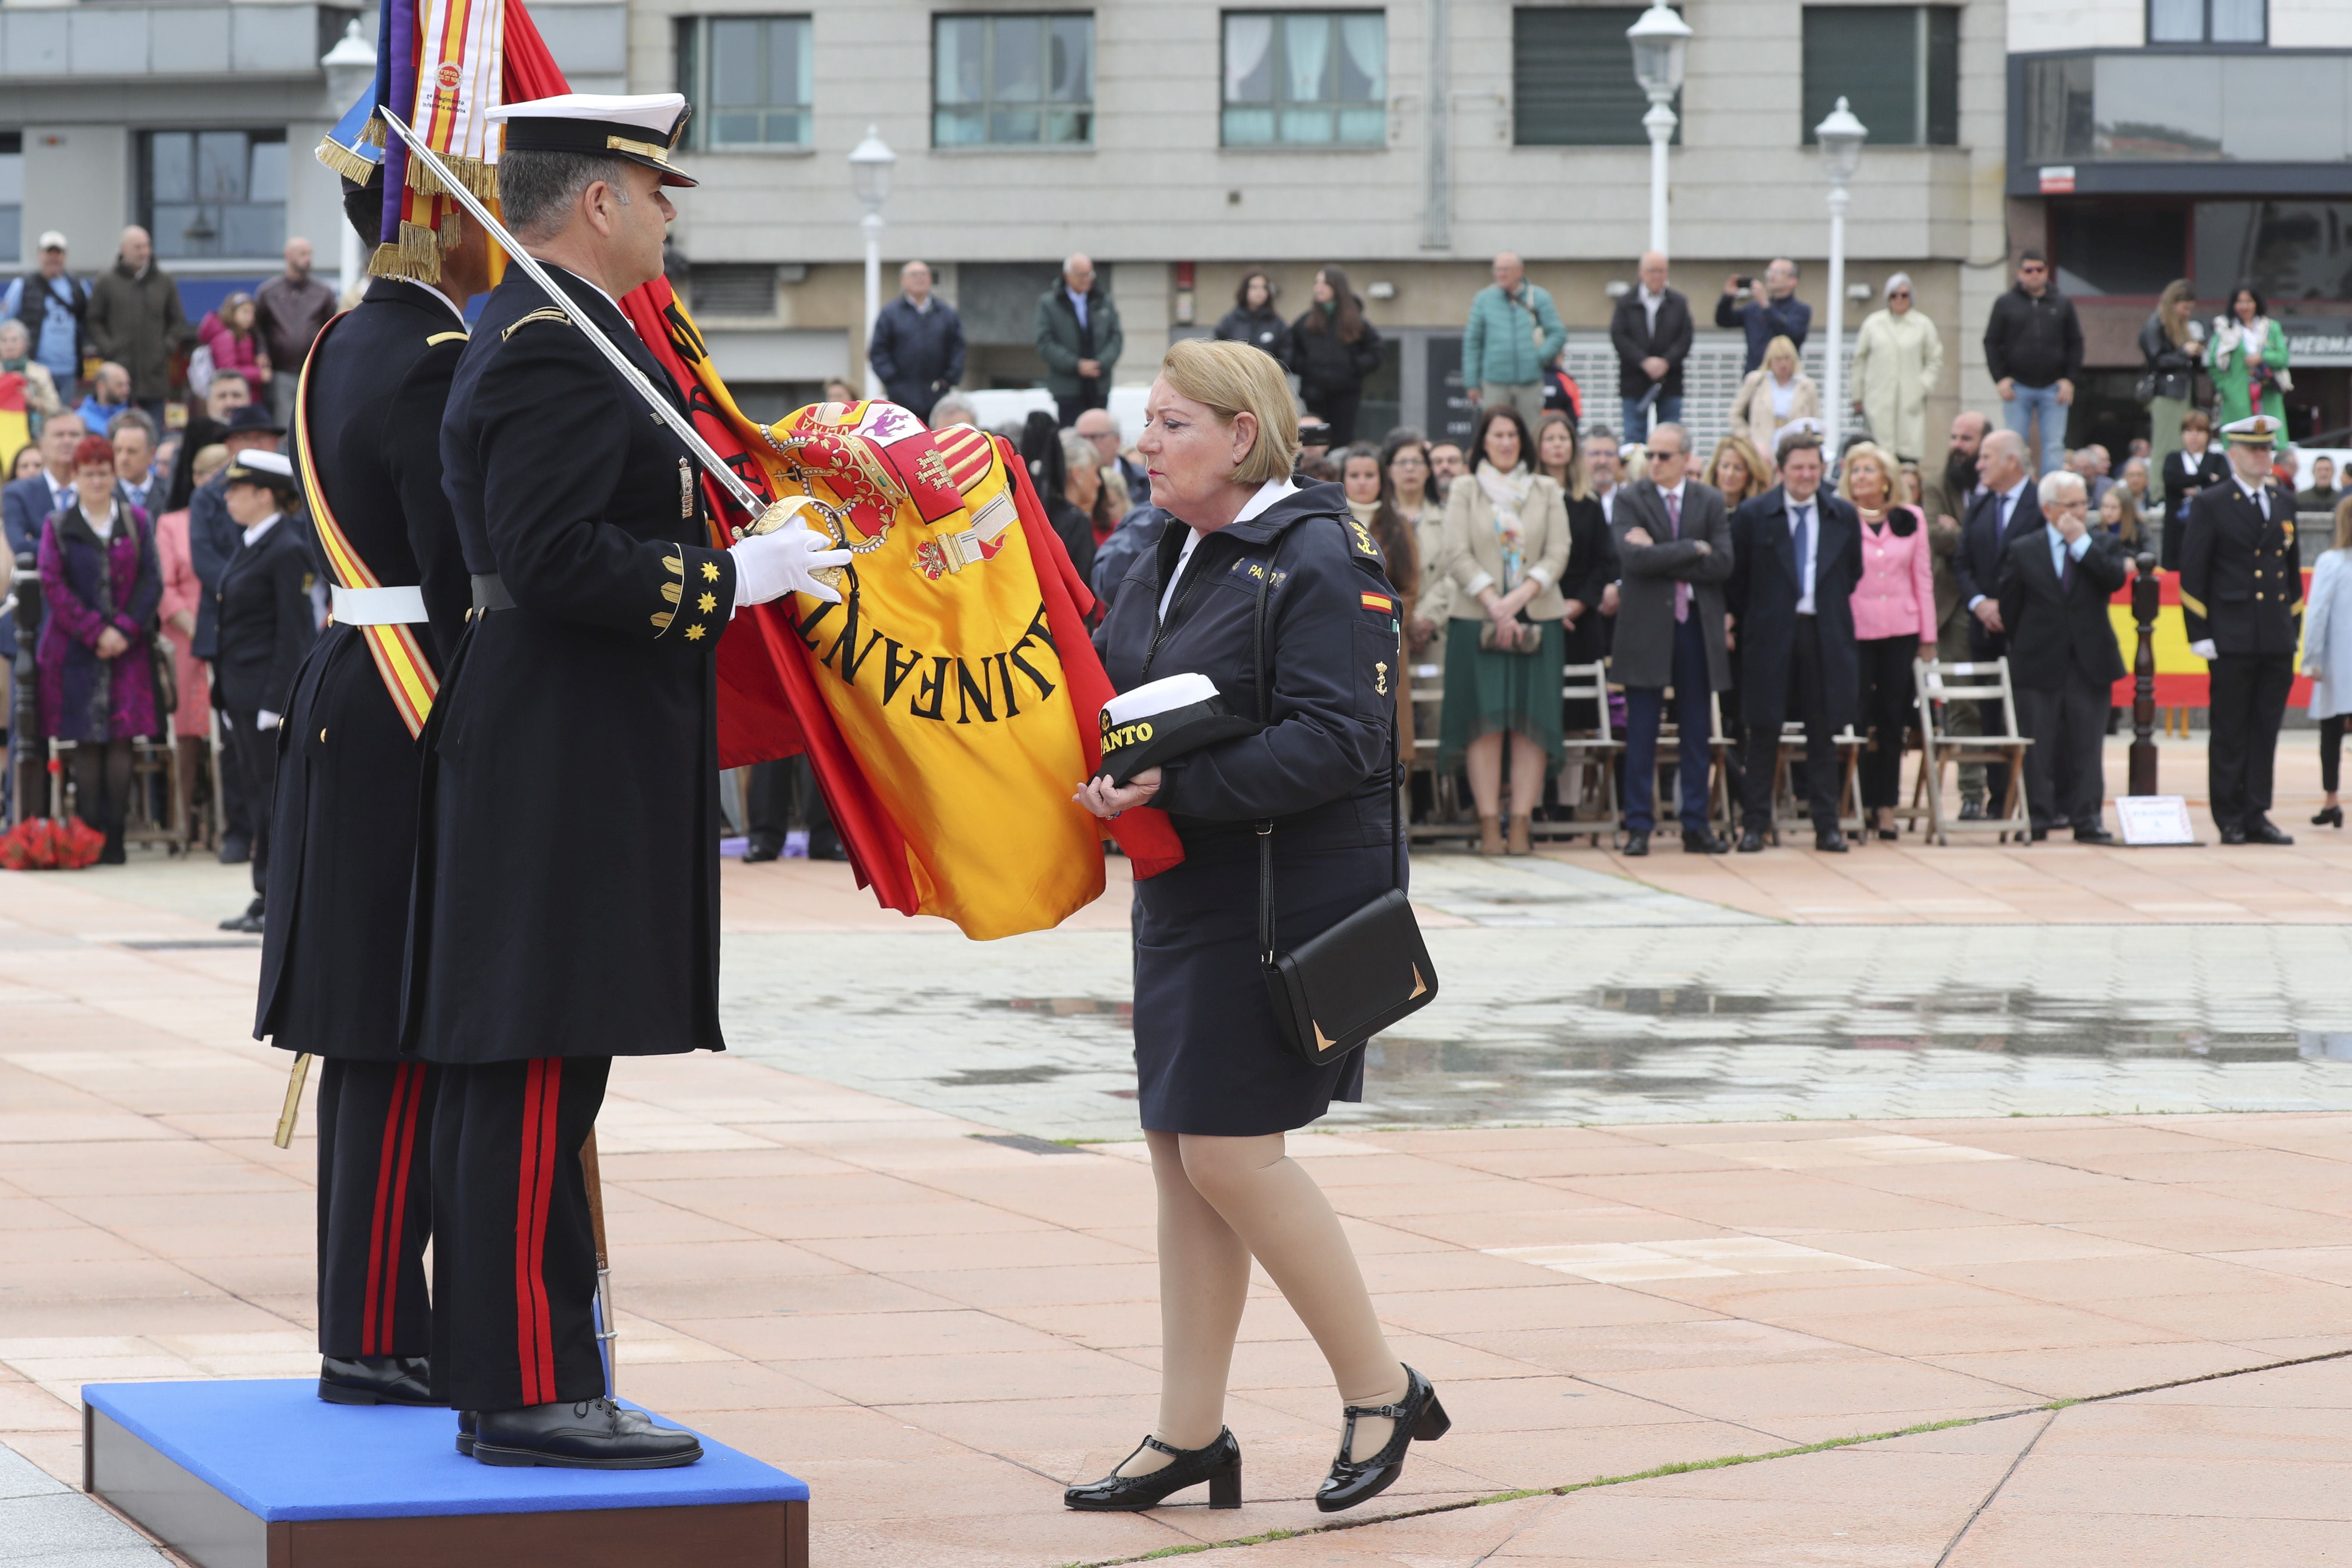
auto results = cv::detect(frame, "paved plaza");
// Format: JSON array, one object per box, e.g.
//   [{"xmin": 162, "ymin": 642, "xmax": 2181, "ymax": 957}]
[{"xmin": 3, "ymin": 773, "xmax": 2351, "ymax": 1566}]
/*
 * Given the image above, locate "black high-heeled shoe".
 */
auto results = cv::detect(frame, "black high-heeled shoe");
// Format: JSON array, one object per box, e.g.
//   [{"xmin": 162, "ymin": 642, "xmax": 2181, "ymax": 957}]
[
  {"xmin": 2314, "ymin": 805, "xmax": 2343, "ymax": 829},
  {"xmin": 1064, "ymin": 1429, "xmax": 1241, "ymax": 1511},
  {"xmin": 1316, "ymin": 1365, "xmax": 1449, "ymax": 1514}
]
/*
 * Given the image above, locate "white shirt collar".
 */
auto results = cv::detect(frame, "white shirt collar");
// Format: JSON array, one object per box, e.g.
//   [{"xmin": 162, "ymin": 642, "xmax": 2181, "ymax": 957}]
[
  {"xmin": 2000, "ymin": 477, "xmax": 2029, "ymax": 504},
  {"xmin": 1786, "ymin": 490, "xmax": 1818, "ymax": 514},
  {"xmin": 1234, "ymin": 478, "xmax": 1299, "ymax": 524},
  {"xmin": 241, "ymin": 511, "xmax": 282, "ymax": 548},
  {"xmin": 2235, "ymin": 473, "xmax": 2268, "ymax": 498},
  {"xmin": 1658, "ymin": 477, "xmax": 1685, "ymax": 504},
  {"xmin": 395, "ymin": 277, "xmax": 467, "ymax": 325}
]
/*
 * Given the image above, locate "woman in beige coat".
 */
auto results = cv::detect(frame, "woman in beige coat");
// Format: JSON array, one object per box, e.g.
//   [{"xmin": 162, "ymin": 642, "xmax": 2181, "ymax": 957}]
[
  {"xmin": 1437, "ymin": 405, "xmax": 1571, "ymax": 855},
  {"xmin": 1729, "ymin": 336, "xmax": 1819, "ymax": 466},
  {"xmin": 1849, "ymin": 274, "xmax": 1944, "ymax": 462}
]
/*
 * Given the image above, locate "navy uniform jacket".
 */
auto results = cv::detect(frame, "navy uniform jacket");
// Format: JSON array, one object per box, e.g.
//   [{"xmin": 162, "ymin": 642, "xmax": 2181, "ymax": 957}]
[
  {"xmin": 402, "ymin": 263, "xmax": 739, "ymax": 1066},
  {"xmin": 2180, "ymin": 477, "xmax": 2303, "ymax": 657},
  {"xmin": 212, "ymin": 514, "xmax": 315, "ymax": 714},
  {"xmin": 1726, "ymin": 485, "xmax": 1862, "ymax": 732},
  {"xmin": 1996, "ymin": 527, "xmax": 2129, "ymax": 689},
  {"xmin": 255, "ymin": 281, "xmax": 474, "ymax": 1059},
  {"xmin": 1091, "ymin": 481, "xmax": 1395, "ymax": 862}
]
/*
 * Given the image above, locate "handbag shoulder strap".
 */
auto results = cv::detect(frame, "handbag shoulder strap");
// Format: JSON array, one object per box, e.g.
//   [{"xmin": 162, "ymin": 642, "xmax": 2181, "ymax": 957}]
[{"xmin": 1256, "ymin": 515, "xmax": 1405, "ymax": 966}]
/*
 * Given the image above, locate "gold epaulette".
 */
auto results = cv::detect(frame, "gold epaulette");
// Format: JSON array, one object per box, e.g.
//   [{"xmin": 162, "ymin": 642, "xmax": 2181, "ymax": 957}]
[
  {"xmin": 501, "ymin": 307, "xmax": 573, "ymax": 342},
  {"xmin": 426, "ymin": 330, "xmax": 469, "ymax": 346}
]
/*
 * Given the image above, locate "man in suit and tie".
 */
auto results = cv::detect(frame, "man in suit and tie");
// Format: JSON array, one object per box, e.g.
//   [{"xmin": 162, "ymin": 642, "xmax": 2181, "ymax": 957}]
[
  {"xmin": 1952, "ymin": 429, "xmax": 2043, "ymax": 815},
  {"xmin": 1727, "ymin": 432, "xmax": 1862, "ymax": 852},
  {"xmin": 1611, "ymin": 423, "xmax": 1732, "ymax": 855},
  {"xmin": 1997, "ymin": 470, "xmax": 2126, "ymax": 843},
  {"xmin": 2180, "ymin": 414, "xmax": 2304, "ymax": 845},
  {"xmin": 107, "ymin": 409, "xmax": 161, "ymax": 515}
]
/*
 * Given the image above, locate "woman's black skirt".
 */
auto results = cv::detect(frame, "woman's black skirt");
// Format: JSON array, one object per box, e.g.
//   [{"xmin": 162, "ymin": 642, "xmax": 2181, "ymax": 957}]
[{"xmin": 1131, "ymin": 840, "xmax": 1391, "ymax": 1136}]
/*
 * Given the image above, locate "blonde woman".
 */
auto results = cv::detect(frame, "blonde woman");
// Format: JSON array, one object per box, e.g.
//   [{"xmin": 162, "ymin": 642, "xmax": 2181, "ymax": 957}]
[
  {"xmin": 1439, "ymin": 404, "xmax": 1572, "ymax": 855},
  {"xmin": 1730, "ymin": 335, "xmax": 1819, "ymax": 462},
  {"xmin": 1072, "ymin": 339, "xmax": 1449, "ymax": 1515},
  {"xmin": 2139, "ymin": 279, "xmax": 2205, "ymax": 487},
  {"xmin": 1843, "ymin": 441, "xmax": 1935, "ymax": 840}
]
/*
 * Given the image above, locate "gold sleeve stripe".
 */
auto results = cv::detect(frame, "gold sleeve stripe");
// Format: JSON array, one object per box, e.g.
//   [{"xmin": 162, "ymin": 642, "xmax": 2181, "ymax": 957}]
[
  {"xmin": 501, "ymin": 307, "xmax": 573, "ymax": 341},
  {"xmin": 426, "ymin": 331, "xmax": 470, "ymax": 346},
  {"xmin": 2179, "ymin": 590, "xmax": 2207, "ymax": 617}
]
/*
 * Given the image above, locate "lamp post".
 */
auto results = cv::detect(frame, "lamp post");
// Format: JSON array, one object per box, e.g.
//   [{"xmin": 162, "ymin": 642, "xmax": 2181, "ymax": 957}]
[
  {"xmin": 847, "ymin": 125, "xmax": 897, "ymax": 399},
  {"xmin": 1626, "ymin": 4, "xmax": 1691, "ymax": 257},
  {"xmin": 321, "ymin": 19, "xmax": 377, "ymax": 298},
  {"xmin": 1813, "ymin": 96, "xmax": 1867, "ymax": 460}
]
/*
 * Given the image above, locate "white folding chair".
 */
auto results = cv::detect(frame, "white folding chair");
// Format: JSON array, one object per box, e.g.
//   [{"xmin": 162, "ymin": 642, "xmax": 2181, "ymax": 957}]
[{"xmin": 1912, "ymin": 657, "xmax": 2034, "ymax": 844}]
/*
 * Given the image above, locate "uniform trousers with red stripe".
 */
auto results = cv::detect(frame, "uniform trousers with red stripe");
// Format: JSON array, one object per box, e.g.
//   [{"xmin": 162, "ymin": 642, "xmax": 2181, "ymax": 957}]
[
  {"xmin": 428, "ymin": 1057, "xmax": 611, "ymax": 1412},
  {"xmin": 316, "ymin": 1059, "xmax": 437, "ymax": 1357}
]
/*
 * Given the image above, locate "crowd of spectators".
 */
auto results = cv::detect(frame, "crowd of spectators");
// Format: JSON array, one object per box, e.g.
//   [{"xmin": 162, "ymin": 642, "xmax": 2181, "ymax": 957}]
[{"xmin": 6, "ymin": 227, "xmax": 332, "ymax": 860}]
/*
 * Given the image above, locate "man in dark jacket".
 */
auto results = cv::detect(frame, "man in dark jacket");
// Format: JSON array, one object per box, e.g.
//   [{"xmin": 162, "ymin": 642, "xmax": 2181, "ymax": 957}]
[
  {"xmin": 867, "ymin": 260, "xmax": 965, "ymax": 422},
  {"xmin": 211, "ymin": 451, "xmax": 315, "ymax": 931},
  {"xmin": 252, "ymin": 237, "xmax": 339, "ymax": 427},
  {"xmin": 1611, "ymin": 423, "xmax": 1731, "ymax": 855},
  {"xmin": 1715, "ymin": 259, "xmax": 1810, "ymax": 375},
  {"xmin": 1983, "ymin": 251, "xmax": 2082, "ymax": 478},
  {"xmin": 83, "ymin": 226, "xmax": 189, "ymax": 430},
  {"xmin": 1727, "ymin": 434, "xmax": 1859, "ymax": 852},
  {"xmin": 1035, "ymin": 254, "xmax": 1121, "ymax": 426},
  {"xmin": 1997, "ymin": 470, "xmax": 2126, "ymax": 843},
  {"xmin": 1610, "ymin": 251, "xmax": 1694, "ymax": 440}
]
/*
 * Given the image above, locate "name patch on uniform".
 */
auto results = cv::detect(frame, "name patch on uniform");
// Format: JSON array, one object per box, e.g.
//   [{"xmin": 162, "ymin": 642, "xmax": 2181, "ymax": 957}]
[{"xmin": 1229, "ymin": 557, "xmax": 1291, "ymax": 590}]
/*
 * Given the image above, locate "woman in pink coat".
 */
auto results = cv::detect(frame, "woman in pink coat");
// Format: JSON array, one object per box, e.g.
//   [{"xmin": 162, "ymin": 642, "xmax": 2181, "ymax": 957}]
[
  {"xmin": 153, "ymin": 444, "xmax": 226, "ymax": 845},
  {"xmin": 196, "ymin": 293, "xmax": 271, "ymax": 394},
  {"xmin": 1844, "ymin": 441, "xmax": 1936, "ymax": 841}
]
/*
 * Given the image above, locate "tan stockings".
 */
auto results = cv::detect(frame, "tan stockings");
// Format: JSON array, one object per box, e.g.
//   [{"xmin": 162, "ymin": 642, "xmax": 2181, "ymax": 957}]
[{"xmin": 1118, "ymin": 1130, "xmax": 1407, "ymax": 1477}]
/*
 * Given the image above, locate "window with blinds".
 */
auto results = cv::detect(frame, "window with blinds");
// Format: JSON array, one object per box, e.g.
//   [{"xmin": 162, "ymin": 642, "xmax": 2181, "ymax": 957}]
[
  {"xmin": 1512, "ymin": 6, "xmax": 1674, "ymax": 147},
  {"xmin": 1801, "ymin": 6, "xmax": 1959, "ymax": 147}
]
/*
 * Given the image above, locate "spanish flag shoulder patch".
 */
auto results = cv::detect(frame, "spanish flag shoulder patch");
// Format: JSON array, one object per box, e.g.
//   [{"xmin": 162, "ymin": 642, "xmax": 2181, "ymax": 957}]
[{"xmin": 1361, "ymin": 591, "xmax": 1395, "ymax": 614}]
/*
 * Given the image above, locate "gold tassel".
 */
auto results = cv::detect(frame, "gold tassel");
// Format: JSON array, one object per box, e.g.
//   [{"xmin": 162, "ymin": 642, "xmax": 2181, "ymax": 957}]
[
  {"xmin": 366, "ymin": 221, "xmax": 444, "ymax": 285},
  {"xmin": 313, "ymin": 136, "xmax": 379, "ymax": 186},
  {"xmin": 408, "ymin": 152, "xmax": 499, "ymax": 204},
  {"xmin": 361, "ymin": 116, "xmax": 386, "ymax": 149}
]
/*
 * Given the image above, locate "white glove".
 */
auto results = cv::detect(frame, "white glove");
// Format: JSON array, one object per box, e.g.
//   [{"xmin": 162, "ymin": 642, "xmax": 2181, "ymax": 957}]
[
  {"xmin": 2190, "ymin": 639, "xmax": 2217, "ymax": 661},
  {"xmin": 256, "ymin": 710, "xmax": 282, "ymax": 732},
  {"xmin": 732, "ymin": 524, "xmax": 851, "ymax": 607}
]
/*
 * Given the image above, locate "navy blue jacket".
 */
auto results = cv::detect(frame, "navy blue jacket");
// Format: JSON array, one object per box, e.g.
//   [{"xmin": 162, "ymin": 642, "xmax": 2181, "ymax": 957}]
[
  {"xmin": 1093, "ymin": 483, "xmax": 1397, "ymax": 862},
  {"xmin": 1954, "ymin": 484, "xmax": 2045, "ymax": 657},
  {"xmin": 1727, "ymin": 485, "xmax": 1862, "ymax": 732},
  {"xmin": 1090, "ymin": 505, "xmax": 1166, "ymax": 609},
  {"xmin": 3, "ymin": 472, "xmax": 71, "ymax": 658},
  {"xmin": 1715, "ymin": 291, "xmax": 1813, "ymax": 375},
  {"xmin": 186, "ymin": 474, "xmax": 241, "ymax": 660},
  {"xmin": 866, "ymin": 296, "xmax": 965, "ymax": 419}
]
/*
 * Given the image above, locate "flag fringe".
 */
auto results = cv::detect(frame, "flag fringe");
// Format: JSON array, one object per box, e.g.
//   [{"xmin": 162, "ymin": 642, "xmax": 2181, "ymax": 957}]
[
  {"xmin": 367, "ymin": 223, "xmax": 446, "ymax": 285},
  {"xmin": 313, "ymin": 135, "xmax": 380, "ymax": 187},
  {"xmin": 407, "ymin": 152, "xmax": 499, "ymax": 205}
]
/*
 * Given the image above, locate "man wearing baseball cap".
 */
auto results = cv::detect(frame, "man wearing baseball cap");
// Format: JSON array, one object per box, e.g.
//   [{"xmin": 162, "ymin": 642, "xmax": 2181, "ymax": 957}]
[{"xmin": 2, "ymin": 232, "xmax": 90, "ymax": 391}]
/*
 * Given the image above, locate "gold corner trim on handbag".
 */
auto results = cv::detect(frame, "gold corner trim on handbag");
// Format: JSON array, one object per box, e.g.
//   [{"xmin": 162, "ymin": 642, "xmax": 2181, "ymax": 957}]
[
  {"xmin": 1409, "ymin": 966, "xmax": 1428, "ymax": 1000},
  {"xmin": 1313, "ymin": 1021, "xmax": 1339, "ymax": 1051}
]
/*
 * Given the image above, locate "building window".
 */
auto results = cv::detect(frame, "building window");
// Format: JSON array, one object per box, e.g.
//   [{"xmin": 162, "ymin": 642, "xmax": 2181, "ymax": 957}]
[
  {"xmin": 140, "ymin": 130, "xmax": 286, "ymax": 261},
  {"xmin": 1802, "ymin": 7, "xmax": 1958, "ymax": 147},
  {"xmin": 676, "ymin": 17, "xmax": 813, "ymax": 149},
  {"xmin": 934, "ymin": 14, "xmax": 1094, "ymax": 147},
  {"xmin": 2049, "ymin": 201, "xmax": 2189, "ymax": 298},
  {"xmin": 0, "ymin": 133, "xmax": 21, "ymax": 263},
  {"xmin": 2148, "ymin": 0, "xmax": 2265, "ymax": 44},
  {"xmin": 1513, "ymin": 6, "xmax": 1671, "ymax": 147},
  {"xmin": 1223, "ymin": 13, "xmax": 1386, "ymax": 147}
]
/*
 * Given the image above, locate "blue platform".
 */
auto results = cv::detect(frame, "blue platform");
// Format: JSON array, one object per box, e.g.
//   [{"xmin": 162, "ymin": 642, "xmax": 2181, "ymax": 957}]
[{"xmin": 83, "ymin": 1380, "xmax": 806, "ymax": 1520}]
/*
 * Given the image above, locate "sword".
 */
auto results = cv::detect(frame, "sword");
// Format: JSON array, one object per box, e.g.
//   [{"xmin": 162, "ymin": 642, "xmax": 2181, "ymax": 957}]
[{"xmin": 379, "ymin": 111, "xmax": 817, "ymax": 548}]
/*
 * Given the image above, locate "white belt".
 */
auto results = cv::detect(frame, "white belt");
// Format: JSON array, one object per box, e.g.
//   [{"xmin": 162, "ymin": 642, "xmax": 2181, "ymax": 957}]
[{"xmin": 329, "ymin": 584, "xmax": 430, "ymax": 625}]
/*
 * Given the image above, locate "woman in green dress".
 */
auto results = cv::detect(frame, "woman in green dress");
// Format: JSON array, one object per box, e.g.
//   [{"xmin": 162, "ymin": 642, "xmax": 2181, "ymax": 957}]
[
  {"xmin": 2212, "ymin": 283, "xmax": 2290, "ymax": 450},
  {"xmin": 1437, "ymin": 404, "xmax": 1571, "ymax": 856}
]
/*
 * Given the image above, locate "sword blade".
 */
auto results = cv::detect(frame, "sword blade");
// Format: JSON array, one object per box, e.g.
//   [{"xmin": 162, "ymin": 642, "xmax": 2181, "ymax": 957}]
[{"xmin": 378, "ymin": 110, "xmax": 767, "ymax": 520}]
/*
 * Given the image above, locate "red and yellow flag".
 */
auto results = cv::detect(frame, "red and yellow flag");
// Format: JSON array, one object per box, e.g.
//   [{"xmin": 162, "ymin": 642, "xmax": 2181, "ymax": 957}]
[{"xmin": 0, "ymin": 374, "xmax": 28, "ymax": 469}]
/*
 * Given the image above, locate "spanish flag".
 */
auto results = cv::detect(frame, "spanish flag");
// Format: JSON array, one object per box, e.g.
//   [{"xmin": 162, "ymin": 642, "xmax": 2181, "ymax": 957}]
[{"xmin": 0, "ymin": 374, "xmax": 27, "ymax": 471}]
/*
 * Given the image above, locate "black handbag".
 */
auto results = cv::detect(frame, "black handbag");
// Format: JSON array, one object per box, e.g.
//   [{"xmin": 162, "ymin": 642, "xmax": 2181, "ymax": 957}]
[{"xmin": 1247, "ymin": 519, "xmax": 1439, "ymax": 1068}]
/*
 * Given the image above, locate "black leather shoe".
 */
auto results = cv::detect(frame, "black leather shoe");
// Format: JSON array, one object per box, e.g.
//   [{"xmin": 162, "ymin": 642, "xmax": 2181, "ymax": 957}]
[
  {"xmin": 218, "ymin": 897, "xmax": 263, "ymax": 934},
  {"xmin": 1317, "ymin": 1365, "xmax": 1449, "ymax": 1514},
  {"xmin": 2245, "ymin": 818, "xmax": 2294, "ymax": 846},
  {"xmin": 1814, "ymin": 829, "xmax": 1849, "ymax": 853},
  {"xmin": 741, "ymin": 836, "xmax": 781, "ymax": 864},
  {"xmin": 1622, "ymin": 830, "xmax": 1651, "ymax": 857},
  {"xmin": 1736, "ymin": 830, "xmax": 1766, "ymax": 853},
  {"xmin": 217, "ymin": 836, "xmax": 251, "ymax": 865},
  {"xmin": 2314, "ymin": 805, "xmax": 2343, "ymax": 829},
  {"xmin": 2074, "ymin": 826, "xmax": 2118, "ymax": 845},
  {"xmin": 2220, "ymin": 823, "xmax": 2248, "ymax": 845},
  {"xmin": 472, "ymin": 1398, "xmax": 703, "ymax": 1469},
  {"xmin": 457, "ymin": 1410, "xmax": 478, "ymax": 1455},
  {"xmin": 318, "ymin": 1355, "xmax": 436, "ymax": 1407},
  {"xmin": 1065, "ymin": 1429, "xmax": 1241, "ymax": 1511},
  {"xmin": 1959, "ymin": 800, "xmax": 1985, "ymax": 821},
  {"xmin": 2030, "ymin": 827, "xmax": 2050, "ymax": 842},
  {"xmin": 1682, "ymin": 828, "xmax": 1731, "ymax": 854}
]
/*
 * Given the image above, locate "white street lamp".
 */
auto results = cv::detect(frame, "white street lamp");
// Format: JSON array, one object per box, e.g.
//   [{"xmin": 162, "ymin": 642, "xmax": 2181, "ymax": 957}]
[
  {"xmin": 1814, "ymin": 95, "xmax": 1867, "ymax": 461},
  {"xmin": 848, "ymin": 125, "xmax": 897, "ymax": 399},
  {"xmin": 321, "ymin": 19, "xmax": 378, "ymax": 298},
  {"xmin": 1626, "ymin": 4, "xmax": 1691, "ymax": 257}
]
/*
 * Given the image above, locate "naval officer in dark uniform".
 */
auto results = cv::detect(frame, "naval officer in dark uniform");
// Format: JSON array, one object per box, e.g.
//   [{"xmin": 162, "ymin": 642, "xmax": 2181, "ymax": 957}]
[
  {"xmin": 255, "ymin": 172, "xmax": 491, "ymax": 1409},
  {"xmin": 211, "ymin": 449, "xmax": 315, "ymax": 925},
  {"xmin": 407, "ymin": 92, "xmax": 845, "ymax": 1469},
  {"xmin": 2180, "ymin": 413, "xmax": 2303, "ymax": 845}
]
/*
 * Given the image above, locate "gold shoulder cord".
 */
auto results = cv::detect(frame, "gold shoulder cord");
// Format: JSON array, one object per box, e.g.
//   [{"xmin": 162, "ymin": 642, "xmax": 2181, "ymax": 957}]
[{"xmin": 501, "ymin": 306, "xmax": 573, "ymax": 341}]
